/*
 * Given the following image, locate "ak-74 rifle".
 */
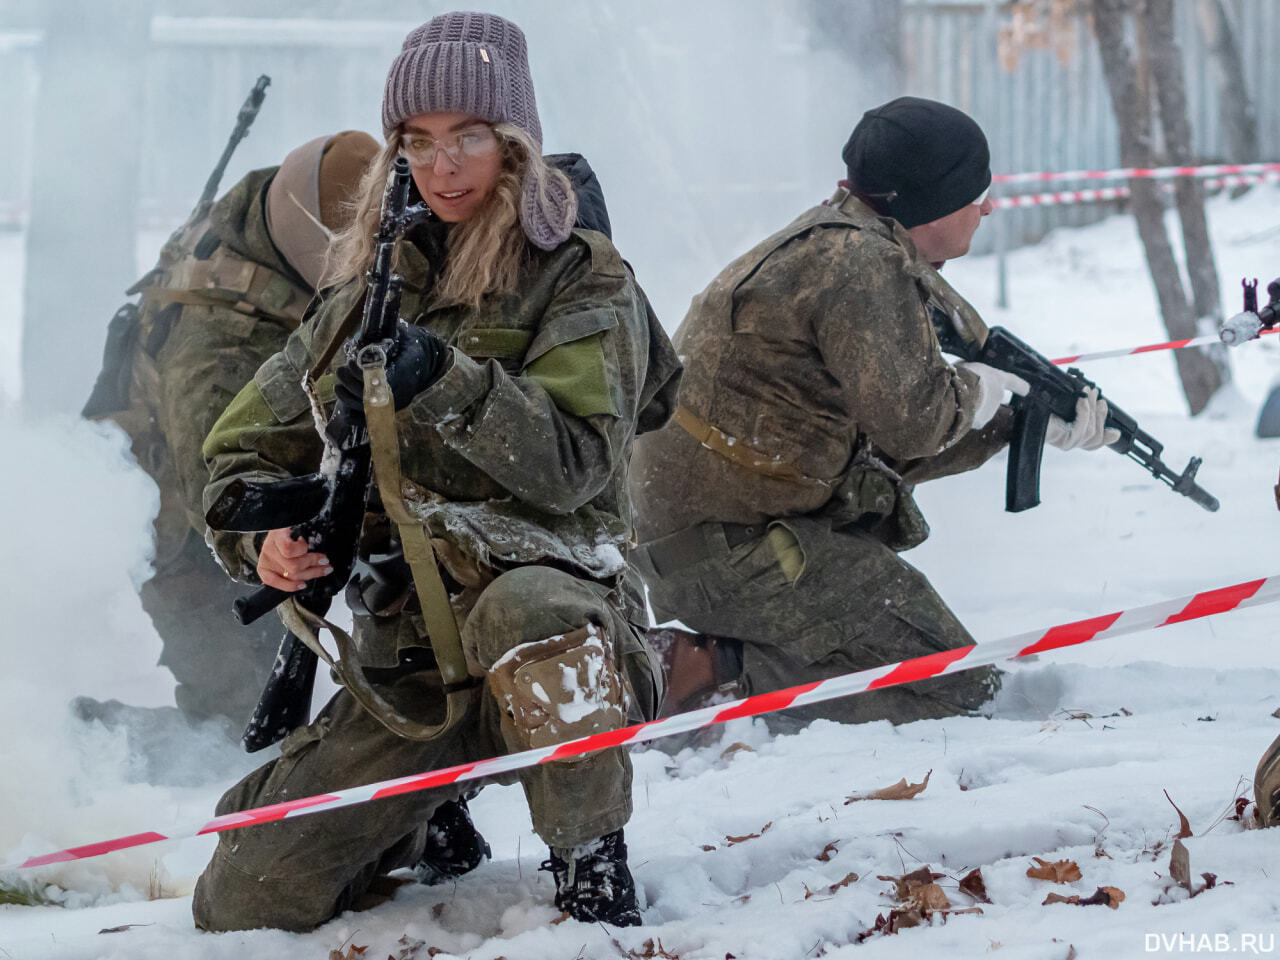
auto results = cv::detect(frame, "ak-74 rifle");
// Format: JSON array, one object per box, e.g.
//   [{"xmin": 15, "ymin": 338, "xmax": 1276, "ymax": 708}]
[
  {"xmin": 205, "ymin": 158, "xmax": 426, "ymax": 751},
  {"xmin": 931, "ymin": 311, "xmax": 1220, "ymax": 514}
]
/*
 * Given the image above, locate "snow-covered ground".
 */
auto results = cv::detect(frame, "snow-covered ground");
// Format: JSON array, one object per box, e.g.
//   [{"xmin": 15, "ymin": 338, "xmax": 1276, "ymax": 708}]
[{"xmin": 3, "ymin": 188, "xmax": 1280, "ymax": 959}]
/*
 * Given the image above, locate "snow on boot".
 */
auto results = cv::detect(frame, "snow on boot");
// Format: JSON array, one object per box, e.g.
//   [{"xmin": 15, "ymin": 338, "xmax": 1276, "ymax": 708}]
[
  {"xmin": 540, "ymin": 829, "xmax": 642, "ymax": 926},
  {"xmin": 412, "ymin": 798, "xmax": 491, "ymax": 885}
]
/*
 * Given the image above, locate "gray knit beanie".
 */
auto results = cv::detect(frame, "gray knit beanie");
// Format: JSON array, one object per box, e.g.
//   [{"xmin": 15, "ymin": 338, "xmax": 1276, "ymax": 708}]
[{"xmin": 382, "ymin": 11, "xmax": 575, "ymax": 251}]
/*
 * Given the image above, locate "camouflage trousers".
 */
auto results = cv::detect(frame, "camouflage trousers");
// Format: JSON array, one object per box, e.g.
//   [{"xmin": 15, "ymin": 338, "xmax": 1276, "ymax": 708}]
[
  {"xmin": 141, "ymin": 528, "xmax": 280, "ymax": 726},
  {"xmin": 192, "ymin": 565, "xmax": 661, "ymax": 932},
  {"xmin": 636, "ymin": 515, "xmax": 999, "ymax": 729}
]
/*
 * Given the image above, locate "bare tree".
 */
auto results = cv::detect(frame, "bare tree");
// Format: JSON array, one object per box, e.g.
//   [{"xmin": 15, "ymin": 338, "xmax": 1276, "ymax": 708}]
[
  {"xmin": 1196, "ymin": 0, "xmax": 1258, "ymax": 175},
  {"xmin": 1090, "ymin": 0, "xmax": 1228, "ymax": 414}
]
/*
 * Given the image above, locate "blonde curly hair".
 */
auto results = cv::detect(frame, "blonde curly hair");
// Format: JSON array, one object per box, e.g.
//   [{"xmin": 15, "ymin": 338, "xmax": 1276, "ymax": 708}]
[{"xmin": 325, "ymin": 123, "xmax": 573, "ymax": 310}]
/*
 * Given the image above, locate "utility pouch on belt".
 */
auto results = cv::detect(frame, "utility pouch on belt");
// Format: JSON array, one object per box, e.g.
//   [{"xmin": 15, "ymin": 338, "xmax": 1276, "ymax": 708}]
[
  {"xmin": 824, "ymin": 446, "xmax": 930, "ymax": 552},
  {"xmin": 488, "ymin": 625, "xmax": 625, "ymax": 754}
]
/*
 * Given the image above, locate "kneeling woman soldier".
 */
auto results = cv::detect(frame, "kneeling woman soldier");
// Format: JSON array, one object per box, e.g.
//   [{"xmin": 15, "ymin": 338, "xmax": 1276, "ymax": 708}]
[{"xmin": 194, "ymin": 11, "xmax": 679, "ymax": 932}]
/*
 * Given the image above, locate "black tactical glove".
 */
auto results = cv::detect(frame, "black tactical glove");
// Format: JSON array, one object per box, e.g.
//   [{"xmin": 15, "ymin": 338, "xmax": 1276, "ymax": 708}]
[{"xmin": 334, "ymin": 322, "xmax": 448, "ymax": 417}]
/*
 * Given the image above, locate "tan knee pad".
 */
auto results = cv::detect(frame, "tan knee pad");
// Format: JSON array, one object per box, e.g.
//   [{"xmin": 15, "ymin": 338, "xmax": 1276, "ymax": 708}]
[{"xmin": 487, "ymin": 623, "xmax": 625, "ymax": 752}]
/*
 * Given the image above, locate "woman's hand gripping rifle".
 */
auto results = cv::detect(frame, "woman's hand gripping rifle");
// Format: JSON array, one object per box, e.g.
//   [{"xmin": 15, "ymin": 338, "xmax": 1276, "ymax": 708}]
[{"xmin": 204, "ymin": 159, "xmax": 423, "ymax": 751}]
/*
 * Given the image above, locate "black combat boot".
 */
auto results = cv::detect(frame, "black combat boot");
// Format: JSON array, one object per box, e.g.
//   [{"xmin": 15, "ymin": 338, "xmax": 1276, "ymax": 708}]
[
  {"xmin": 412, "ymin": 798, "xmax": 492, "ymax": 885},
  {"xmin": 540, "ymin": 829, "xmax": 642, "ymax": 926}
]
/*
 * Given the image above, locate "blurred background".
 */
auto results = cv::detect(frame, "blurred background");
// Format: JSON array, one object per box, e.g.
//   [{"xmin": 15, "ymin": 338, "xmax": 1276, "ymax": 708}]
[{"xmin": 1, "ymin": 0, "xmax": 1278, "ymax": 413}]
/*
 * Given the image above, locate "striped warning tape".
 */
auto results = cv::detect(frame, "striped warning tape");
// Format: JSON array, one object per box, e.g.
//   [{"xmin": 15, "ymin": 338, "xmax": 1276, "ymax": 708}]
[
  {"xmin": 992, "ymin": 170, "xmax": 1280, "ymax": 209},
  {"xmin": 992, "ymin": 161, "xmax": 1280, "ymax": 186},
  {"xmin": 1050, "ymin": 326, "xmax": 1280, "ymax": 365},
  {"xmin": 7, "ymin": 575, "xmax": 1278, "ymax": 872}
]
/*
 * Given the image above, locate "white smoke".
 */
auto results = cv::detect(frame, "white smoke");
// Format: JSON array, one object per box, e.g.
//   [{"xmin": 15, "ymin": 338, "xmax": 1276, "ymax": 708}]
[{"xmin": 0, "ymin": 406, "xmax": 180, "ymax": 900}]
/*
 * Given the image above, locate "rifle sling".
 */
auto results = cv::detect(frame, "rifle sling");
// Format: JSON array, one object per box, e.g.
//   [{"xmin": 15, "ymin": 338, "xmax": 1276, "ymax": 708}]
[
  {"xmin": 278, "ymin": 598, "xmax": 470, "ymax": 742},
  {"xmin": 361, "ymin": 356, "xmax": 472, "ymax": 690}
]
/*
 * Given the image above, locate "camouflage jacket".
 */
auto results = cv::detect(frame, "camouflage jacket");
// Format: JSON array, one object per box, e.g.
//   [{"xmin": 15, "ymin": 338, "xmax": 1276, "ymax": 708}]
[
  {"xmin": 630, "ymin": 188, "xmax": 1011, "ymax": 548},
  {"xmin": 84, "ymin": 168, "xmax": 311, "ymax": 563},
  {"xmin": 204, "ymin": 224, "xmax": 681, "ymax": 666}
]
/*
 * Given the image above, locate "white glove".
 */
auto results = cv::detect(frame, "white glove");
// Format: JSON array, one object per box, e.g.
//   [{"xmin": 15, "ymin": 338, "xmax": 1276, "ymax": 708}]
[
  {"xmin": 958, "ymin": 361, "xmax": 1030, "ymax": 430},
  {"xmin": 1046, "ymin": 386, "xmax": 1122, "ymax": 451}
]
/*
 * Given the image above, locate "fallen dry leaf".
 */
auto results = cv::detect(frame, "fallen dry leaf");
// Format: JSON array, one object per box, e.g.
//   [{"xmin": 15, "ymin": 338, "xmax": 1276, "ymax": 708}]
[
  {"xmin": 847, "ymin": 770, "xmax": 932, "ymax": 803},
  {"xmin": 1066, "ymin": 947, "xmax": 1078, "ymax": 960},
  {"xmin": 630, "ymin": 937, "xmax": 680, "ymax": 958},
  {"xmin": 827, "ymin": 871, "xmax": 859, "ymax": 894},
  {"xmin": 1164, "ymin": 789, "xmax": 1194, "ymax": 839},
  {"xmin": 1170, "ymin": 838, "xmax": 1192, "ymax": 891},
  {"xmin": 816, "ymin": 841, "xmax": 839, "ymax": 862},
  {"xmin": 720, "ymin": 742, "xmax": 755, "ymax": 759},
  {"xmin": 699, "ymin": 844, "xmax": 717, "ymax": 852},
  {"xmin": 1043, "ymin": 892, "xmax": 1080, "ymax": 906},
  {"xmin": 329, "ymin": 946, "xmax": 367, "ymax": 960},
  {"xmin": 958, "ymin": 867, "xmax": 991, "ymax": 903},
  {"xmin": 1081, "ymin": 886, "xmax": 1125, "ymax": 909},
  {"xmin": 1044, "ymin": 887, "xmax": 1124, "ymax": 909},
  {"xmin": 388, "ymin": 936, "xmax": 430, "ymax": 960},
  {"xmin": 725, "ymin": 821, "xmax": 772, "ymax": 845},
  {"xmin": 909, "ymin": 883, "xmax": 951, "ymax": 912},
  {"xmin": 878, "ymin": 867, "xmax": 944, "ymax": 900},
  {"xmin": 1229, "ymin": 796, "xmax": 1252, "ymax": 821},
  {"xmin": 97, "ymin": 924, "xmax": 153, "ymax": 934},
  {"xmin": 1026, "ymin": 857, "xmax": 1083, "ymax": 883}
]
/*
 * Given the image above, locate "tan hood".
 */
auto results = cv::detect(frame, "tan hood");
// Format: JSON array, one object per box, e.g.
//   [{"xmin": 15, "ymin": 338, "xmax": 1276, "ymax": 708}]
[{"xmin": 266, "ymin": 130, "xmax": 378, "ymax": 289}]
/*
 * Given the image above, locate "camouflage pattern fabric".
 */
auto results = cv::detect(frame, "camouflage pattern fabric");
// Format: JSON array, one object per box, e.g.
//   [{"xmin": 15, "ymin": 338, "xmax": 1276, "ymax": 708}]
[
  {"xmin": 86, "ymin": 167, "xmax": 312, "ymax": 725},
  {"xmin": 629, "ymin": 188, "xmax": 1009, "ymax": 727},
  {"xmin": 193, "ymin": 567, "xmax": 660, "ymax": 933},
  {"xmin": 195, "ymin": 222, "xmax": 678, "ymax": 931},
  {"xmin": 204, "ymin": 223, "xmax": 681, "ymax": 668}
]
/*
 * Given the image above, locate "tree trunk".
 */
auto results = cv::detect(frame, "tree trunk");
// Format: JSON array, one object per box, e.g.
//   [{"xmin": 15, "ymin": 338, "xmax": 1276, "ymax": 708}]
[
  {"xmin": 21, "ymin": 0, "xmax": 149, "ymax": 413},
  {"xmin": 1196, "ymin": 0, "xmax": 1258, "ymax": 171},
  {"xmin": 1089, "ymin": 0, "xmax": 1222, "ymax": 414},
  {"xmin": 1141, "ymin": 0, "xmax": 1232, "ymax": 390}
]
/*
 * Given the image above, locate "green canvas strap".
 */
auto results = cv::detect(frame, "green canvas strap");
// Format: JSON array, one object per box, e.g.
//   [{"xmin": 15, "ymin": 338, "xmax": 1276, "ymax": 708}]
[
  {"xmin": 278, "ymin": 598, "xmax": 468, "ymax": 742},
  {"xmin": 359, "ymin": 346, "xmax": 471, "ymax": 690}
]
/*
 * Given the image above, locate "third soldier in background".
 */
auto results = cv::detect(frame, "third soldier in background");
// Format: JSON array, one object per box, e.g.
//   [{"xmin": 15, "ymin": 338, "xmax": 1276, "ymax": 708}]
[
  {"xmin": 81, "ymin": 131, "xmax": 379, "ymax": 732},
  {"xmin": 630, "ymin": 96, "xmax": 1117, "ymax": 728}
]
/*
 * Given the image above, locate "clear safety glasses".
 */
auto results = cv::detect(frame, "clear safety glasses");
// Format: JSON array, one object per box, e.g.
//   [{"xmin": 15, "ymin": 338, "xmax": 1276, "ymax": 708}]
[{"xmin": 399, "ymin": 126, "xmax": 500, "ymax": 168}]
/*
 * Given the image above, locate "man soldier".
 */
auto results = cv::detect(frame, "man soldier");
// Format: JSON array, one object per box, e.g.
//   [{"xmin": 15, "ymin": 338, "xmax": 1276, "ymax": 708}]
[
  {"xmin": 630, "ymin": 96, "xmax": 1117, "ymax": 728},
  {"xmin": 81, "ymin": 131, "xmax": 380, "ymax": 729}
]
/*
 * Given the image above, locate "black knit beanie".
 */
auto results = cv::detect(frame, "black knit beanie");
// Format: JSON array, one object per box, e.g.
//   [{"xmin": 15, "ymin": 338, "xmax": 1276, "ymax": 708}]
[{"xmin": 842, "ymin": 96, "xmax": 991, "ymax": 228}]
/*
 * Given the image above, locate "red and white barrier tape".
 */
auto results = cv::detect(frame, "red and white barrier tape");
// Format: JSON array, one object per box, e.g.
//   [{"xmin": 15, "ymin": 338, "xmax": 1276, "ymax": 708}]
[
  {"xmin": 992, "ymin": 170, "xmax": 1280, "ymax": 209},
  {"xmin": 1051, "ymin": 326, "xmax": 1279, "ymax": 365},
  {"xmin": 7, "ymin": 575, "xmax": 1278, "ymax": 872},
  {"xmin": 992, "ymin": 161, "xmax": 1280, "ymax": 186}
]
